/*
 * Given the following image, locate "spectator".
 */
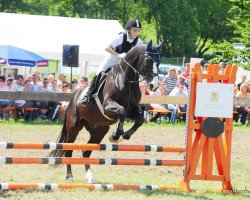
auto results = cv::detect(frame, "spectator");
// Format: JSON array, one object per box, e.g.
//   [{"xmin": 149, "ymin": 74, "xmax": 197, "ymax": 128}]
[
  {"xmin": 48, "ymin": 73, "xmax": 55, "ymax": 87},
  {"xmin": 237, "ymin": 74, "xmax": 247, "ymax": 90},
  {"xmin": 219, "ymin": 62, "xmax": 226, "ymax": 74},
  {"xmin": 235, "ymin": 83, "xmax": 250, "ymax": 125},
  {"xmin": 19, "ymin": 80, "xmax": 36, "ymax": 121},
  {"xmin": 33, "ymin": 70, "xmax": 42, "ymax": 81},
  {"xmin": 38, "ymin": 78, "xmax": 50, "ymax": 92},
  {"xmin": 11, "ymin": 74, "xmax": 24, "ymax": 92},
  {"xmin": 5, "ymin": 76, "xmax": 14, "ymax": 90},
  {"xmin": 0, "ymin": 75, "xmax": 14, "ymax": 120},
  {"xmin": 26, "ymin": 74, "xmax": 33, "ymax": 82},
  {"xmin": 30, "ymin": 73, "xmax": 42, "ymax": 92},
  {"xmin": 162, "ymin": 82, "xmax": 188, "ymax": 124},
  {"xmin": 57, "ymin": 74, "xmax": 67, "ymax": 90},
  {"xmin": 79, "ymin": 76, "xmax": 89, "ymax": 88},
  {"xmin": 163, "ymin": 67, "xmax": 178, "ymax": 95},
  {"xmin": 149, "ymin": 81, "xmax": 169, "ymax": 123},
  {"xmin": 62, "ymin": 82, "xmax": 72, "ymax": 93},
  {"xmin": 71, "ymin": 79, "xmax": 79, "ymax": 92},
  {"xmin": 47, "ymin": 80, "xmax": 62, "ymax": 121},
  {"xmin": 59, "ymin": 82, "xmax": 71, "ymax": 121},
  {"xmin": 0, "ymin": 75, "xmax": 11, "ymax": 108},
  {"xmin": 181, "ymin": 63, "xmax": 190, "ymax": 81},
  {"xmin": 139, "ymin": 81, "xmax": 152, "ymax": 121},
  {"xmin": 48, "ymin": 80, "xmax": 62, "ymax": 93},
  {"xmin": 170, "ymin": 83, "xmax": 188, "ymax": 122}
]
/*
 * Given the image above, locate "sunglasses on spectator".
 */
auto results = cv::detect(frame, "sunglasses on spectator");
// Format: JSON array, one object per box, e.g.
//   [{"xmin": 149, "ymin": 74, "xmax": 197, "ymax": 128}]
[
  {"xmin": 8, "ymin": 79, "xmax": 13, "ymax": 81},
  {"xmin": 43, "ymin": 81, "xmax": 49, "ymax": 84}
]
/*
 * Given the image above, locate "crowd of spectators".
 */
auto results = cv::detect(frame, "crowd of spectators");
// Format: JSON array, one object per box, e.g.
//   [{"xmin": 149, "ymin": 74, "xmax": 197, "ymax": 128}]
[
  {"xmin": 139, "ymin": 62, "xmax": 250, "ymax": 125},
  {"xmin": 0, "ymin": 63, "xmax": 249, "ymax": 126},
  {"xmin": 0, "ymin": 72, "xmax": 89, "ymax": 122}
]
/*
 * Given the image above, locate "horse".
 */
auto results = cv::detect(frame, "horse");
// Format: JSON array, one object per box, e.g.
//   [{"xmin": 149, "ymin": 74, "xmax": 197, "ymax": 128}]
[{"xmin": 49, "ymin": 40, "xmax": 165, "ymax": 183}]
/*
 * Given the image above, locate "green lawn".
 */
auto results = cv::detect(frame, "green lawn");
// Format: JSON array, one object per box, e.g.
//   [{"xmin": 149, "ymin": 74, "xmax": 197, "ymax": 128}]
[{"xmin": 0, "ymin": 121, "xmax": 249, "ymax": 200}]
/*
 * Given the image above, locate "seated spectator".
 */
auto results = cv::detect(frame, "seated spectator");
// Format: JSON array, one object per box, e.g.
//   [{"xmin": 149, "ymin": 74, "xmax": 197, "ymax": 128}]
[
  {"xmin": 47, "ymin": 80, "xmax": 62, "ymax": 121},
  {"xmin": 181, "ymin": 63, "xmax": 190, "ymax": 88},
  {"xmin": 62, "ymin": 82, "xmax": 72, "ymax": 93},
  {"xmin": 58, "ymin": 82, "xmax": 71, "ymax": 121},
  {"xmin": 57, "ymin": 74, "xmax": 67, "ymax": 90},
  {"xmin": 48, "ymin": 73, "xmax": 55, "ymax": 87},
  {"xmin": 170, "ymin": 83, "xmax": 188, "ymax": 122},
  {"xmin": 18, "ymin": 80, "xmax": 36, "ymax": 121},
  {"xmin": 79, "ymin": 76, "xmax": 89, "ymax": 88},
  {"xmin": 139, "ymin": 81, "xmax": 152, "ymax": 121},
  {"xmin": 237, "ymin": 74, "xmax": 247, "ymax": 90},
  {"xmin": 5, "ymin": 75, "xmax": 14, "ymax": 90},
  {"xmin": 71, "ymin": 79, "xmax": 79, "ymax": 92},
  {"xmin": 0, "ymin": 75, "xmax": 14, "ymax": 120},
  {"xmin": 149, "ymin": 81, "xmax": 169, "ymax": 123},
  {"xmin": 0, "ymin": 75, "xmax": 11, "ymax": 107},
  {"xmin": 30, "ymin": 73, "xmax": 42, "ymax": 92},
  {"xmin": 235, "ymin": 83, "xmax": 250, "ymax": 125},
  {"xmin": 163, "ymin": 82, "xmax": 188, "ymax": 124},
  {"xmin": 219, "ymin": 62, "xmax": 226, "ymax": 74},
  {"xmin": 38, "ymin": 78, "xmax": 50, "ymax": 92},
  {"xmin": 163, "ymin": 67, "xmax": 177, "ymax": 95}
]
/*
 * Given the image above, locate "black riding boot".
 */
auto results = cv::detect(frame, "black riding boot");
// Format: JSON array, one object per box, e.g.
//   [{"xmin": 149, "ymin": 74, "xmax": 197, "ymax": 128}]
[{"xmin": 80, "ymin": 75, "xmax": 97, "ymax": 105}]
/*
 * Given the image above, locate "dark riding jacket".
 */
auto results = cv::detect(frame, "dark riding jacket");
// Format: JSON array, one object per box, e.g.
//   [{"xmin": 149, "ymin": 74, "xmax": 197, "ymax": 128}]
[{"xmin": 114, "ymin": 32, "xmax": 138, "ymax": 54}]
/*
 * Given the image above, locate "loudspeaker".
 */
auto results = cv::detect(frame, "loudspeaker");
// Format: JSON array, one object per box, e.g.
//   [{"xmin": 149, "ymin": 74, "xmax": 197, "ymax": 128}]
[{"xmin": 62, "ymin": 45, "xmax": 79, "ymax": 67}]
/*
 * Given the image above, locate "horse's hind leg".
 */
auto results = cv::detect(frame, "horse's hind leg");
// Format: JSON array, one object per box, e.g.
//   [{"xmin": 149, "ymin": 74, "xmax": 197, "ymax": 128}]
[
  {"xmin": 64, "ymin": 119, "xmax": 84, "ymax": 180},
  {"xmin": 83, "ymin": 124, "xmax": 109, "ymax": 183}
]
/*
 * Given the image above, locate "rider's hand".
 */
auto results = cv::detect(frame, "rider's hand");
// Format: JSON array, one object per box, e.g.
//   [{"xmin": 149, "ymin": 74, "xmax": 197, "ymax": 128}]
[{"xmin": 117, "ymin": 53, "xmax": 126, "ymax": 60}]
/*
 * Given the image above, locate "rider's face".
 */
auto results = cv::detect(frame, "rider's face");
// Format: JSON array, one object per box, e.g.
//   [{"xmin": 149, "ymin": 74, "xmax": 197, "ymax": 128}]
[{"xmin": 129, "ymin": 28, "xmax": 140, "ymax": 39}]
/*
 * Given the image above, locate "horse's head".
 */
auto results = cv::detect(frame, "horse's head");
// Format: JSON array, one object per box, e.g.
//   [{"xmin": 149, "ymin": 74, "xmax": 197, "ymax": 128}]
[
  {"xmin": 125, "ymin": 40, "xmax": 165, "ymax": 83},
  {"xmin": 143, "ymin": 40, "xmax": 165, "ymax": 81}
]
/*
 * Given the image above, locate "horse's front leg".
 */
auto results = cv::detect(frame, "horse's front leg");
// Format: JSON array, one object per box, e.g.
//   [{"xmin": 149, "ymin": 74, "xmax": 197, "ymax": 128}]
[
  {"xmin": 122, "ymin": 105, "xmax": 144, "ymax": 140},
  {"xmin": 104, "ymin": 99, "xmax": 126, "ymax": 142}
]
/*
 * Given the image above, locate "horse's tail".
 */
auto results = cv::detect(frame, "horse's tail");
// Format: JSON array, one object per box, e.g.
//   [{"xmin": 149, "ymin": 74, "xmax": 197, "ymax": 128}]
[{"xmin": 48, "ymin": 119, "xmax": 67, "ymax": 159}]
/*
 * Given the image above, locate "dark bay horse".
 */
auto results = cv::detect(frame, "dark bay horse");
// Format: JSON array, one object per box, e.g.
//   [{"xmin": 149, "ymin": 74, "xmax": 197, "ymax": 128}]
[{"xmin": 50, "ymin": 40, "xmax": 165, "ymax": 183}]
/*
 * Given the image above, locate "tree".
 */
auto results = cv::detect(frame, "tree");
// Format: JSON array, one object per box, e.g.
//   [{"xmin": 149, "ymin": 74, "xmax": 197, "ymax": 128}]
[
  {"xmin": 152, "ymin": 0, "xmax": 199, "ymax": 58},
  {"xmin": 190, "ymin": 0, "xmax": 235, "ymax": 58},
  {"xmin": 0, "ymin": 0, "xmax": 26, "ymax": 12}
]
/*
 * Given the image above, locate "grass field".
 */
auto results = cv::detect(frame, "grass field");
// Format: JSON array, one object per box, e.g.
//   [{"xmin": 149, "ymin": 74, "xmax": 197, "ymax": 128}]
[{"xmin": 0, "ymin": 121, "xmax": 249, "ymax": 200}]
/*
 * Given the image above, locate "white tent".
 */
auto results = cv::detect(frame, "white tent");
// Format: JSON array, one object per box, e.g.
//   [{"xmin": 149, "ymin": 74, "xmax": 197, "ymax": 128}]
[{"xmin": 0, "ymin": 12, "xmax": 124, "ymax": 74}]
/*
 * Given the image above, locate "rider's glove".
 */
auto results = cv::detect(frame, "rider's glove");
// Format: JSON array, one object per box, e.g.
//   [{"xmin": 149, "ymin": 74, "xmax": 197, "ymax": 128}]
[{"xmin": 117, "ymin": 53, "xmax": 126, "ymax": 60}]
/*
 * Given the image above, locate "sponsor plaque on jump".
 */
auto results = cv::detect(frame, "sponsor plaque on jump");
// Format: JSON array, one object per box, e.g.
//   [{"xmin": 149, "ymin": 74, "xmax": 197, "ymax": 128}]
[{"xmin": 195, "ymin": 82, "xmax": 234, "ymax": 118}]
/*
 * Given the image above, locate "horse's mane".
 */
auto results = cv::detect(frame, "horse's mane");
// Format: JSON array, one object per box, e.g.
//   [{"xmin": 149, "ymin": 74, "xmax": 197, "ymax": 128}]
[
  {"xmin": 125, "ymin": 43, "xmax": 146, "ymax": 66},
  {"xmin": 127, "ymin": 43, "xmax": 146, "ymax": 56}
]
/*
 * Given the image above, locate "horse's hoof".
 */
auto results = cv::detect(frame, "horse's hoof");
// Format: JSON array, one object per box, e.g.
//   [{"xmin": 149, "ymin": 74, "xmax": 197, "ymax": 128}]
[
  {"xmin": 109, "ymin": 135, "xmax": 123, "ymax": 143},
  {"xmin": 66, "ymin": 175, "xmax": 74, "ymax": 181},
  {"xmin": 122, "ymin": 134, "xmax": 130, "ymax": 140}
]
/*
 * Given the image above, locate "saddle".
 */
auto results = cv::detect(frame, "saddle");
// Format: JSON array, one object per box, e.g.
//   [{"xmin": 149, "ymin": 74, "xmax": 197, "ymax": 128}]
[{"xmin": 92, "ymin": 73, "xmax": 114, "ymax": 121}]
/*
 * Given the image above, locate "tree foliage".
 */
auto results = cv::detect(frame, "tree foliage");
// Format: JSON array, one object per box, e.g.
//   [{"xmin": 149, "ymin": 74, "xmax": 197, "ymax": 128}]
[{"xmin": 1, "ymin": 0, "xmax": 249, "ymax": 69}]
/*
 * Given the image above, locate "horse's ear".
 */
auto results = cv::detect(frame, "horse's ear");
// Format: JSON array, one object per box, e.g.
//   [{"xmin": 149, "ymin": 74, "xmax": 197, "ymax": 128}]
[
  {"xmin": 146, "ymin": 40, "xmax": 153, "ymax": 50},
  {"xmin": 156, "ymin": 40, "xmax": 165, "ymax": 51}
]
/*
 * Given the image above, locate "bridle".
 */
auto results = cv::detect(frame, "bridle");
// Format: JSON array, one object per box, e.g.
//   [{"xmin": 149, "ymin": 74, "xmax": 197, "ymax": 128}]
[{"xmin": 117, "ymin": 51, "xmax": 160, "ymax": 84}]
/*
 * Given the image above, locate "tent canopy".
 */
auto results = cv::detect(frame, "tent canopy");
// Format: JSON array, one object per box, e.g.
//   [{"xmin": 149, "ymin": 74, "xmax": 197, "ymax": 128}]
[{"xmin": 0, "ymin": 13, "xmax": 124, "ymax": 63}]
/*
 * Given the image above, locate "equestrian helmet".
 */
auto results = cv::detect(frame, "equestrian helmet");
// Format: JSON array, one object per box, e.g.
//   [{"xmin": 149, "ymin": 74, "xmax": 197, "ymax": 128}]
[{"xmin": 126, "ymin": 19, "xmax": 142, "ymax": 29}]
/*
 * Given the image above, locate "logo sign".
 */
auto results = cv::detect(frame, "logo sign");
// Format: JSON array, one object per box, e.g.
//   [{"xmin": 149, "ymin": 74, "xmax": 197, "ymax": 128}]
[{"xmin": 0, "ymin": 58, "xmax": 7, "ymax": 65}]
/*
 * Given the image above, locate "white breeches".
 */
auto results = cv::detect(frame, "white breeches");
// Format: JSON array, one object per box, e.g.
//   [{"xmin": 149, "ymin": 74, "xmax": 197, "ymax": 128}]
[{"xmin": 95, "ymin": 55, "xmax": 119, "ymax": 75}]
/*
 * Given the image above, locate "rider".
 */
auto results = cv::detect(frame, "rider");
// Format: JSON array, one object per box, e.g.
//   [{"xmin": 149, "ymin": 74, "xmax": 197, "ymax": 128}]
[{"xmin": 80, "ymin": 18, "xmax": 143, "ymax": 105}]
